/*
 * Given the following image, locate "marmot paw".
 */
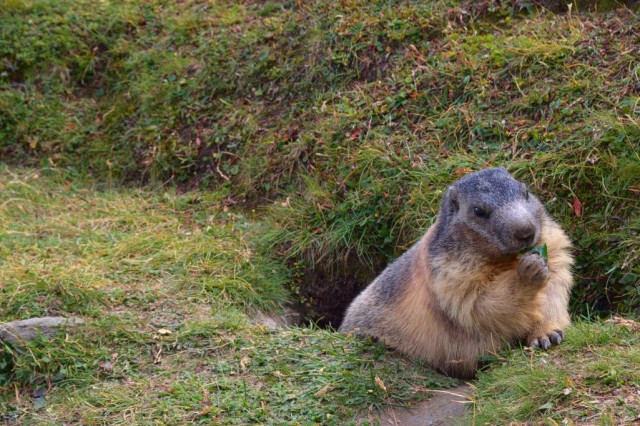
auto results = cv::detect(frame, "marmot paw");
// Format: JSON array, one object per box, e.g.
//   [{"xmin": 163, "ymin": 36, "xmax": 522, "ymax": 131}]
[
  {"xmin": 528, "ymin": 329, "xmax": 564, "ymax": 350},
  {"xmin": 517, "ymin": 252, "xmax": 549, "ymax": 286}
]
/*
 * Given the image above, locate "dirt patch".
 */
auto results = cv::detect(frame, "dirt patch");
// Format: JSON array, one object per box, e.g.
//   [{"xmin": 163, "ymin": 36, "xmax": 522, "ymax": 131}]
[{"xmin": 371, "ymin": 384, "xmax": 471, "ymax": 426}]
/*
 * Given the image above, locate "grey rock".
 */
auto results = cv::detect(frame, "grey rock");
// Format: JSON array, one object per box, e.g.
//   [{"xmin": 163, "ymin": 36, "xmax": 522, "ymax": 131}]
[
  {"xmin": 0, "ymin": 317, "xmax": 85, "ymax": 346},
  {"xmin": 250, "ymin": 306, "xmax": 302, "ymax": 329}
]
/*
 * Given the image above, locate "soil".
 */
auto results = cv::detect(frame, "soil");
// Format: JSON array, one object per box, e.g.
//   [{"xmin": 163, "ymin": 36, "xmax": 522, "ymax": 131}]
[{"xmin": 373, "ymin": 384, "xmax": 471, "ymax": 426}]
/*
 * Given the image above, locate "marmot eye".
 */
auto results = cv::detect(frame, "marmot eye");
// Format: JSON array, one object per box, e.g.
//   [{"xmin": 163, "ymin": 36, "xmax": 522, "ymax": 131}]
[{"xmin": 474, "ymin": 207, "xmax": 488, "ymax": 218}]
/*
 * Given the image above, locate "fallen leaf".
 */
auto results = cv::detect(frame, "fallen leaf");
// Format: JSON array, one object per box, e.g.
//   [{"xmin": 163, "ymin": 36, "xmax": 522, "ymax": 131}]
[
  {"xmin": 606, "ymin": 316, "xmax": 640, "ymax": 332},
  {"xmin": 314, "ymin": 386, "xmax": 330, "ymax": 397},
  {"xmin": 99, "ymin": 360, "xmax": 114, "ymax": 372},
  {"xmin": 539, "ymin": 402, "xmax": 554, "ymax": 410},
  {"xmin": 454, "ymin": 167, "xmax": 473, "ymax": 177},
  {"xmin": 349, "ymin": 129, "xmax": 362, "ymax": 141},
  {"xmin": 573, "ymin": 196, "xmax": 583, "ymax": 217},
  {"xmin": 375, "ymin": 376, "xmax": 387, "ymax": 392}
]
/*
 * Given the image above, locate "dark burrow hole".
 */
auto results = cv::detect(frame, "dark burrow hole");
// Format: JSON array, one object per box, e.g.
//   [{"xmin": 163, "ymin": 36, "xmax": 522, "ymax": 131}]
[
  {"xmin": 296, "ymin": 273, "xmax": 364, "ymax": 330},
  {"xmin": 292, "ymin": 257, "xmax": 385, "ymax": 330}
]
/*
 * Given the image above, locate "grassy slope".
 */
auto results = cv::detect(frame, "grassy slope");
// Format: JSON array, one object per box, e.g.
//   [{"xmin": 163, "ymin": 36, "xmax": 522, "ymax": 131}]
[
  {"xmin": 1, "ymin": 0, "xmax": 638, "ymax": 320},
  {"xmin": 1, "ymin": 0, "xmax": 640, "ymax": 423},
  {"xmin": 0, "ymin": 165, "xmax": 457, "ymax": 425},
  {"xmin": 2, "ymin": 165, "xmax": 639, "ymax": 424}
]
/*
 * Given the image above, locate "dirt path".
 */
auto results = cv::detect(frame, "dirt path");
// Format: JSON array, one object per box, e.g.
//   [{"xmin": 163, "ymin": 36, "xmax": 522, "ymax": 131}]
[{"xmin": 376, "ymin": 384, "xmax": 471, "ymax": 426}]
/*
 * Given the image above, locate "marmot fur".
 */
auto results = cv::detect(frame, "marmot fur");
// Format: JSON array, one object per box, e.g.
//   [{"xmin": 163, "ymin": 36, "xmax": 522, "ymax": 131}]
[{"xmin": 340, "ymin": 167, "xmax": 574, "ymax": 379}]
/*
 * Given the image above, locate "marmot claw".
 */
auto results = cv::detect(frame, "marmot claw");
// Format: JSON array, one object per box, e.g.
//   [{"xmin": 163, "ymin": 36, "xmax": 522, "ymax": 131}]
[
  {"xmin": 529, "ymin": 329, "xmax": 564, "ymax": 349},
  {"xmin": 518, "ymin": 252, "xmax": 549, "ymax": 285}
]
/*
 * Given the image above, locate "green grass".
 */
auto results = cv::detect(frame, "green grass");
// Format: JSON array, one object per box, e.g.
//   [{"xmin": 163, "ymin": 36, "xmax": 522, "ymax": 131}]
[
  {"xmin": 2, "ymin": 0, "xmax": 640, "ymax": 422},
  {"xmin": 472, "ymin": 320, "xmax": 640, "ymax": 425},
  {"xmin": 2, "ymin": 0, "xmax": 639, "ymax": 317},
  {"xmin": 0, "ymin": 165, "xmax": 458, "ymax": 424},
  {"xmin": 0, "ymin": 165, "xmax": 289, "ymax": 320},
  {"xmin": 2, "ymin": 164, "xmax": 639, "ymax": 424}
]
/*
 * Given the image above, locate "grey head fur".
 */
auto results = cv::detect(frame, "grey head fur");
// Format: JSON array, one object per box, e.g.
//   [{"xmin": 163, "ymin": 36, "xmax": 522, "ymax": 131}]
[{"xmin": 430, "ymin": 167, "xmax": 545, "ymax": 260}]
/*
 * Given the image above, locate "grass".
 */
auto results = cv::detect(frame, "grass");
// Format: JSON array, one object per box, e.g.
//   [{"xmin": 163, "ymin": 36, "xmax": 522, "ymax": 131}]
[
  {"xmin": 2, "ymin": 0, "xmax": 639, "ymax": 319},
  {"xmin": 0, "ymin": 166, "xmax": 288, "ymax": 320},
  {"xmin": 2, "ymin": 165, "xmax": 639, "ymax": 424},
  {"xmin": 0, "ymin": 165, "xmax": 458, "ymax": 424},
  {"xmin": 2, "ymin": 0, "xmax": 640, "ymax": 423},
  {"xmin": 472, "ymin": 320, "xmax": 640, "ymax": 425}
]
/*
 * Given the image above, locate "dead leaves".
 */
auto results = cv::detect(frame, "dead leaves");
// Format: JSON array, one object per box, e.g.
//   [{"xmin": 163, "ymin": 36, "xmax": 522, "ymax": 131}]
[
  {"xmin": 573, "ymin": 196, "xmax": 583, "ymax": 218},
  {"xmin": 374, "ymin": 376, "xmax": 387, "ymax": 393},
  {"xmin": 606, "ymin": 316, "xmax": 640, "ymax": 333}
]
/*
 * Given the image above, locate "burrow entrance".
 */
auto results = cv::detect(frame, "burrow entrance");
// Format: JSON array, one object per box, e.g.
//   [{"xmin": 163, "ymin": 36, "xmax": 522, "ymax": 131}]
[{"xmin": 292, "ymin": 256, "xmax": 386, "ymax": 329}]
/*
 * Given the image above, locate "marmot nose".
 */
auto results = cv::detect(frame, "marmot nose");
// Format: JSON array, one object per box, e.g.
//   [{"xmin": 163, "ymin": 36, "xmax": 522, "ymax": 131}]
[{"xmin": 515, "ymin": 223, "xmax": 536, "ymax": 245}]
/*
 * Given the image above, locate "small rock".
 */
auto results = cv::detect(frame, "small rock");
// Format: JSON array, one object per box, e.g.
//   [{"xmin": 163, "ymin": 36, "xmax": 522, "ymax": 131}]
[
  {"xmin": 250, "ymin": 306, "xmax": 302, "ymax": 329},
  {"xmin": 0, "ymin": 317, "xmax": 85, "ymax": 346}
]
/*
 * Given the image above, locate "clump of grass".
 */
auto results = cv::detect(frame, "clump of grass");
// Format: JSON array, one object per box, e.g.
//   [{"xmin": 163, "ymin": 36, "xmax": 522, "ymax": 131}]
[{"xmin": 472, "ymin": 320, "xmax": 640, "ymax": 424}]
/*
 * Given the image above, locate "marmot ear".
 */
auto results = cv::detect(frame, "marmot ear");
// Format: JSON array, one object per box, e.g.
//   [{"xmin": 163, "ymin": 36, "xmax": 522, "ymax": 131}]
[{"xmin": 447, "ymin": 186, "xmax": 459, "ymax": 213}]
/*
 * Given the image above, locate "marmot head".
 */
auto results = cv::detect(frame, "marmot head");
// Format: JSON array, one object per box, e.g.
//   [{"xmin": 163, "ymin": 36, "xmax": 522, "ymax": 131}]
[{"xmin": 434, "ymin": 167, "xmax": 545, "ymax": 259}]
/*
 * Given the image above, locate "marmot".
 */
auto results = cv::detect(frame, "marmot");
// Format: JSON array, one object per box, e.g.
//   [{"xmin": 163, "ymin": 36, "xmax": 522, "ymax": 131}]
[{"xmin": 340, "ymin": 167, "xmax": 574, "ymax": 379}]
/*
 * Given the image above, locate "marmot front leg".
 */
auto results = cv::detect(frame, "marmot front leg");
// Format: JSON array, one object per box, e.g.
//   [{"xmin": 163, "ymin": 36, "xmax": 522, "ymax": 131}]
[
  {"xmin": 519, "ymin": 251, "xmax": 572, "ymax": 350},
  {"xmin": 528, "ymin": 284, "xmax": 573, "ymax": 349}
]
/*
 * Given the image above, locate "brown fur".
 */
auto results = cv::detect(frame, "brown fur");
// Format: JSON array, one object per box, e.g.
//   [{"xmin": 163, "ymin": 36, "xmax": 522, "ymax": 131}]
[{"xmin": 340, "ymin": 170, "xmax": 574, "ymax": 379}]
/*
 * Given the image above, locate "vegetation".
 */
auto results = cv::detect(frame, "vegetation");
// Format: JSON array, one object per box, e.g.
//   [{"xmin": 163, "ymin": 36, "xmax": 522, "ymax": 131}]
[
  {"xmin": 2, "ymin": 0, "xmax": 638, "ymax": 322},
  {"xmin": 0, "ymin": 165, "xmax": 458, "ymax": 424},
  {"xmin": 473, "ymin": 320, "xmax": 640, "ymax": 424},
  {"xmin": 1, "ymin": 0, "xmax": 640, "ymax": 423}
]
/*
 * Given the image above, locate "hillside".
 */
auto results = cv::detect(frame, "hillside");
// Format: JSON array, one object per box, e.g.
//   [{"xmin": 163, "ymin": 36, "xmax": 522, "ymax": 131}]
[
  {"xmin": 2, "ymin": 0, "xmax": 638, "ymax": 322},
  {"xmin": 1, "ymin": 0, "xmax": 640, "ymax": 424}
]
